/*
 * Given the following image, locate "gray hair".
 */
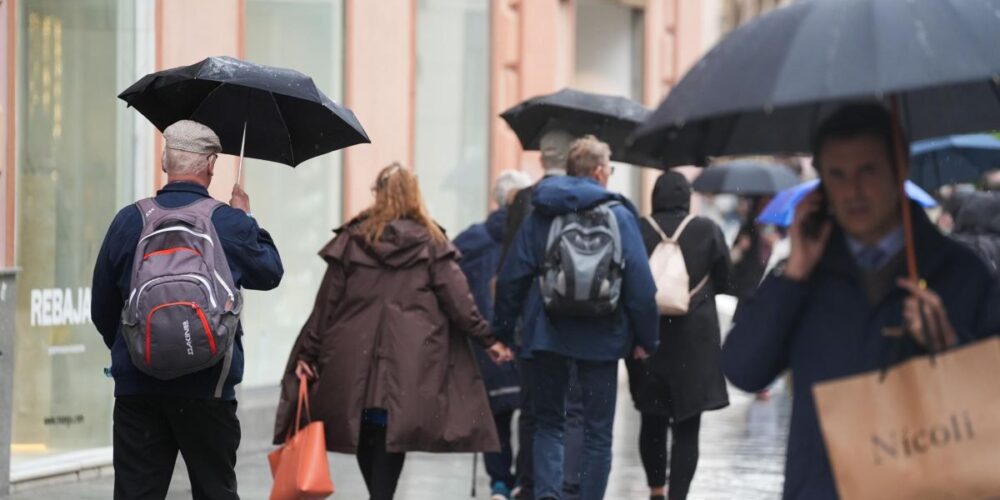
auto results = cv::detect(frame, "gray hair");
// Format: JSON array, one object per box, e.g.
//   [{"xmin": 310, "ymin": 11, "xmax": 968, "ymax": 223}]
[
  {"xmin": 163, "ymin": 148, "xmax": 212, "ymax": 175},
  {"xmin": 493, "ymin": 170, "xmax": 532, "ymax": 208}
]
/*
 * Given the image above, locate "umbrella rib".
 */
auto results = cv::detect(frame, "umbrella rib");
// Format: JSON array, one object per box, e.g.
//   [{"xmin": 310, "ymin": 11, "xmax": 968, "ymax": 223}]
[{"xmin": 268, "ymin": 91, "xmax": 295, "ymax": 165}]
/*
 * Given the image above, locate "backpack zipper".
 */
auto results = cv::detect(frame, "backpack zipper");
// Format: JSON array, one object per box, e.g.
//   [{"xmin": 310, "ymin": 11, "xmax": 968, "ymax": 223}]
[
  {"xmin": 139, "ymin": 226, "xmax": 214, "ymax": 246},
  {"xmin": 133, "ymin": 274, "xmax": 218, "ymax": 309}
]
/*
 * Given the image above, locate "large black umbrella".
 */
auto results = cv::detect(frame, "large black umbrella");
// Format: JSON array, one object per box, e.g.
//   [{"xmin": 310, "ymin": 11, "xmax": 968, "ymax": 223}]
[
  {"xmin": 501, "ymin": 88, "xmax": 664, "ymax": 167},
  {"xmin": 119, "ymin": 56, "xmax": 370, "ymax": 168},
  {"xmin": 692, "ymin": 160, "xmax": 801, "ymax": 196},
  {"xmin": 630, "ymin": 0, "xmax": 1000, "ymax": 167},
  {"xmin": 630, "ymin": 0, "xmax": 1000, "ymax": 281}
]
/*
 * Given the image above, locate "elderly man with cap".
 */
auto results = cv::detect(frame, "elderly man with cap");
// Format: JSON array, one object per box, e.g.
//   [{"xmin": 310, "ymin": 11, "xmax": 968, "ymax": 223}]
[
  {"xmin": 92, "ymin": 120, "xmax": 283, "ymax": 500},
  {"xmin": 498, "ymin": 128, "xmax": 585, "ymax": 500}
]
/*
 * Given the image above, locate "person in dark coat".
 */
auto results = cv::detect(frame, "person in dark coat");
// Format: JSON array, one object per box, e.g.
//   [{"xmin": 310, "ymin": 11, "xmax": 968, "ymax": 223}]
[
  {"xmin": 276, "ymin": 164, "xmax": 513, "ymax": 500},
  {"xmin": 91, "ymin": 120, "xmax": 284, "ymax": 500},
  {"xmin": 453, "ymin": 170, "xmax": 531, "ymax": 500},
  {"xmin": 722, "ymin": 104, "xmax": 1000, "ymax": 500},
  {"xmin": 494, "ymin": 136, "xmax": 660, "ymax": 500},
  {"xmin": 626, "ymin": 172, "xmax": 735, "ymax": 500},
  {"xmin": 951, "ymin": 191, "xmax": 1000, "ymax": 276}
]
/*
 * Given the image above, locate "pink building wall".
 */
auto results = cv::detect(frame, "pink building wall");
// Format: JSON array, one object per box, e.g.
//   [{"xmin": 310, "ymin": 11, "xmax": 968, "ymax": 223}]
[
  {"xmin": 342, "ymin": 0, "xmax": 416, "ymax": 218},
  {"xmin": 155, "ymin": 0, "xmax": 245, "ymax": 202}
]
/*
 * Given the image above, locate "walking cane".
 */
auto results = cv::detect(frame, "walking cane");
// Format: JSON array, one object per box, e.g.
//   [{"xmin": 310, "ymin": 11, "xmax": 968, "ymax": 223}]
[{"xmin": 471, "ymin": 452, "xmax": 478, "ymax": 497}]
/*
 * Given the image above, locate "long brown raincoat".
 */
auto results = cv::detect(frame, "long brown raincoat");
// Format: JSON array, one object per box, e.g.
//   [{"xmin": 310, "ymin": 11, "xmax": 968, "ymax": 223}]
[{"xmin": 273, "ymin": 218, "xmax": 500, "ymax": 454}]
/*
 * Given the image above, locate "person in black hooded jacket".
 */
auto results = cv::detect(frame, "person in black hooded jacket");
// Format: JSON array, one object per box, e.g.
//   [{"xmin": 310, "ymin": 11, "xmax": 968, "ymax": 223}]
[
  {"xmin": 625, "ymin": 171, "xmax": 736, "ymax": 500},
  {"xmin": 951, "ymin": 191, "xmax": 1000, "ymax": 277}
]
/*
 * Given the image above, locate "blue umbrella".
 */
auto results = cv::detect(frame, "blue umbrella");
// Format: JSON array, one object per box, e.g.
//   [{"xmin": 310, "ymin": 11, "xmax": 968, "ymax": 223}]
[
  {"xmin": 909, "ymin": 134, "xmax": 1000, "ymax": 191},
  {"xmin": 757, "ymin": 180, "xmax": 937, "ymax": 228}
]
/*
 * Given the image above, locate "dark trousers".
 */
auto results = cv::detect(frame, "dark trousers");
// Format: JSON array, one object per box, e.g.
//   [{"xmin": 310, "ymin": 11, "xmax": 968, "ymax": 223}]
[
  {"xmin": 517, "ymin": 358, "xmax": 584, "ymax": 499},
  {"xmin": 356, "ymin": 419, "xmax": 406, "ymax": 500},
  {"xmin": 113, "ymin": 396, "xmax": 240, "ymax": 500},
  {"xmin": 530, "ymin": 352, "xmax": 617, "ymax": 500},
  {"xmin": 485, "ymin": 410, "xmax": 517, "ymax": 488},
  {"xmin": 639, "ymin": 413, "xmax": 702, "ymax": 500}
]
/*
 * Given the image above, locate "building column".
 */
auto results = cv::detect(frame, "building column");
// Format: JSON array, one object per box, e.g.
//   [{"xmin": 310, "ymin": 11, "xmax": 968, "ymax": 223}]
[
  {"xmin": 639, "ymin": 0, "xmax": 703, "ymax": 213},
  {"xmin": 341, "ymin": 0, "xmax": 416, "ymax": 219},
  {"xmin": 490, "ymin": 0, "xmax": 575, "ymax": 182},
  {"xmin": 0, "ymin": 1, "xmax": 16, "ymax": 494},
  {"xmin": 154, "ymin": 0, "xmax": 245, "ymax": 201}
]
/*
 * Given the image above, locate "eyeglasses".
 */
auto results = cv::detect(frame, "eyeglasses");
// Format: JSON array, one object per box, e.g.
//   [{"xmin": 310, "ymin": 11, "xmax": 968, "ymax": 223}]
[{"xmin": 604, "ymin": 164, "xmax": 616, "ymax": 176}]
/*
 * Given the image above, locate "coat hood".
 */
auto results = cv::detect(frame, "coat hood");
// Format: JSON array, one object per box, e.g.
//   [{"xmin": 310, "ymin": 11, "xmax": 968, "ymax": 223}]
[
  {"xmin": 531, "ymin": 175, "xmax": 636, "ymax": 216},
  {"xmin": 323, "ymin": 218, "xmax": 447, "ymax": 268},
  {"xmin": 652, "ymin": 171, "xmax": 691, "ymax": 215},
  {"xmin": 955, "ymin": 192, "xmax": 1000, "ymax": 236}
]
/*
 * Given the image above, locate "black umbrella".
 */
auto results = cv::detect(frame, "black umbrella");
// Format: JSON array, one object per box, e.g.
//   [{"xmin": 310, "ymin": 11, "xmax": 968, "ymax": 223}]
[
  {"xmin": 630, "ymin": 0, "xmax": 1000, "ymax": 167},
  {"xmin": 692, "ymin": 160, "xmax": 801, "ymax": 197},
  {"xmin": 909, "ymin": 134, "xmax": 1000, "ymax": 191},
  {"xmin": 630, "ymin": 0, "xmax": 1000, "ymax": 281},
  {"xmin": 501, "ymin": 88, "xmax": 664, "ymax": 167},
  {"xmin": 119, "ymin": 56, "xmax": 370, "ymax": 171}
]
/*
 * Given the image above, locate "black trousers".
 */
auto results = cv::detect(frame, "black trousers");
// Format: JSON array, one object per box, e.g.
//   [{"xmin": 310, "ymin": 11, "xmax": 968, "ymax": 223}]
[
  {"xmin": 113, "ymin": 396, "xmax": 241, "ymax": 500},
  {"xmin": 484, "ymin": 409, "xmax": 517, "ymax": 488},
  {"xmin": 639, "ymin": 413, "xmax": 702, "ymax": 500},
  {"xmin": 356, "ymin": 419, "xmax": 406, "ymax": 500}
]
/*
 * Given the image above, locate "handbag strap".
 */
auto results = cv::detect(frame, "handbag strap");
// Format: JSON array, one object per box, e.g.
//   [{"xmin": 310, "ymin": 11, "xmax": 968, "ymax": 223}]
[{"xmin": 288, "ymin": 374, "xmax": 313, "ymax": 441}]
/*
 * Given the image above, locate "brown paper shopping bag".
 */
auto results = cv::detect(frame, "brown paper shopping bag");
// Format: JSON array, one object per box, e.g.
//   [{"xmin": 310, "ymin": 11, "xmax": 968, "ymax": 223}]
[
  {"xmin": 813, "ymin": 336, "xmax": 1000, "ymax": 500},
  {"xmin": 268, "ymin": 375, "xmax": 334, "ymax": 500}
]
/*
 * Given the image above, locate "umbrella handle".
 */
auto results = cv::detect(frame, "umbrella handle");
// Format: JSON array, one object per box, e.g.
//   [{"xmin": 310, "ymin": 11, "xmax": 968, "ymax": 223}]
[
  {"xmin": 235, "ymin": 120, "xmax": 247, "ymax": 185},
  {"xmin": 889, "ymin": 96, "xmax": 918, "ymax": 282}
]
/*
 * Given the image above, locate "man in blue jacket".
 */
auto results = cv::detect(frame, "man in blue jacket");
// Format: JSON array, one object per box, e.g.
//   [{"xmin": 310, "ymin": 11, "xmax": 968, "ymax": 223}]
[
  {"xmin": 494, "ymin": 135, "xmax": 659, "ymax": 500},
  {"xmin": 722, "ymin": 104, "xmax": 1000, "ymax": 499},
  {"xmin": 92, "ymin": 120, "xmax": 284, "ymax": 500}
]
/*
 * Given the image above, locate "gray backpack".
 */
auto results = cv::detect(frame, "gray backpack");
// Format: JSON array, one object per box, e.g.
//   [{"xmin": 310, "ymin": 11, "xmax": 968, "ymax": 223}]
[
  {"xmin": 539, "ymin": 202, "xmax": 624, "ymax": 317},
  {"xmin": 121, "ymin": 198, "xmax": 242, "ymax": 383}
]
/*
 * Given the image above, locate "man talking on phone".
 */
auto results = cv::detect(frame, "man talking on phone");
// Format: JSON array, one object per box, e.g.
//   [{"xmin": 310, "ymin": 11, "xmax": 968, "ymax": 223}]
[{"xmin": 721, "ymin": 104, "xmax": 1000, "ymax": 500}]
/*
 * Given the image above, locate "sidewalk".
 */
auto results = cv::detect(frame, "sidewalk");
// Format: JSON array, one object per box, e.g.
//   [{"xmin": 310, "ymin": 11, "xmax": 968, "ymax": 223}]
[{"xmin": 10, "ymin": 376, "xmax": 788, "ymax": 499}]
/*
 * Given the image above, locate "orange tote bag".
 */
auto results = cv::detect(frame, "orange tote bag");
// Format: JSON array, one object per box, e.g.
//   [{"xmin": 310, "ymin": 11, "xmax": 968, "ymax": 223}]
[{"xmin": 268, "ymin": 375, "xmax": 335, "ymax": 500}]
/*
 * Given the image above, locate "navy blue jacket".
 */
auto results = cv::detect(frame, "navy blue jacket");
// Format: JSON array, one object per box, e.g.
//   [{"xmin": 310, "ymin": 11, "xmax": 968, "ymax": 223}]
[
  {"xmin": 722, "ymin": 207, "xmax": 1000, "ymax": 500},
  {"xmin": 493, "ymin": 176, "xmax": 659, "ymax": 361},
  {"xmin": 91, "ymin": 182, "xmax": 284, "ymax": 400},
  {"xmin": 453, "ymin": 208, "xmax": 520, "ymax": 412}
]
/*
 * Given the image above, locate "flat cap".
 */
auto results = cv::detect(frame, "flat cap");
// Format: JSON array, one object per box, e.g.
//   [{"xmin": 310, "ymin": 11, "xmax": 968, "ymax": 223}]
[{"xmin": 163, "ymin": 120, "xmax": 222, "ymax": 154}]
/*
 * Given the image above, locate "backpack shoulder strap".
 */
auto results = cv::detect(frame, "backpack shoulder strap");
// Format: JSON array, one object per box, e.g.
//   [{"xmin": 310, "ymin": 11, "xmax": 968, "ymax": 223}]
[
  {"xmin": 669, "ymin": 214, "xmax": 697, "ymax": 241},
  {"xmin": 184, "ymin": 197, "xmax": 226, "ymax": 219},
  {"xmin": 644, "ymin": 216, "xmax": 669, "ymax": 242},
  {"xmin": 134, "ymin": 198, "xmax": 158, "ymax": 226}
]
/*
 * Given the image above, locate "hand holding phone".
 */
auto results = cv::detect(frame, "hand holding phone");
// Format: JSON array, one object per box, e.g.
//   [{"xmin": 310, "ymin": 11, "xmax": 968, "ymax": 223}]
[{"xmin": 786, "ymin": 189, "xmax": 833, "ymax": 281}]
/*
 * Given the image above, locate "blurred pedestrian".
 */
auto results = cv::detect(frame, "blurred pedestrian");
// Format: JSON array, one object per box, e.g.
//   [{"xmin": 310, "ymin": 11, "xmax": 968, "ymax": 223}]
[
  {"xmin": 626, "ymin": 172, "xmax": 735, "ymax": 500},
  {"xmin": 275, "ymin": 164, "xmax": 513, "ymax": 500},
  {"xmin": 494, "ymin": 135, "xmax": 659, "ymax": 500},
  {"xmin": 453, "ymin": 169, "xmax": 532, "ymax": 500},
  {"xmin": 501, "ymin": 128, "xmax": 587, "ymax": 500},
  {"xmin": 951, "ymin": 191, "xmax": 1000, "ymax": 276},
  {"xmin": 92, "ymin": 120, "xmax": 285, "ymax": 500},
  {"xmin": 722, "ymin": 104, "xmax": 1000, "ymax": 500}
]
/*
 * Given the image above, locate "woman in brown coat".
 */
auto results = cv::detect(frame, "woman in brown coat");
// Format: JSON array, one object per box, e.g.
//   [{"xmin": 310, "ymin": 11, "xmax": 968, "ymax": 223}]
[{"xmin": 274, "ymin": 164, "xmax": 512, "ymax": 499}]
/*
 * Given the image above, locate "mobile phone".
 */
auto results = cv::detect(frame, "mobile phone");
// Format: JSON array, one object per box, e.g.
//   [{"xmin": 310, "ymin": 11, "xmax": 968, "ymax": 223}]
[{"xmin": 802, "ymin": 185, "xmax": 830, "ymax": 238}]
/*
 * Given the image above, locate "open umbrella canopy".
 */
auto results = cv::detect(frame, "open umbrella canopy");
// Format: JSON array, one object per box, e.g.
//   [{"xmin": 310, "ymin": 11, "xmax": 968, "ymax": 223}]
[
  {"xmin": 910, "ymin": 134, "xmax": 1000, "ymax": 191},
  {"xmin": 501, "ymin": 88, "xmax": 664, "ymax": 167},
  {"xmin": 692, "ymin": 160, "xmax": 800, "ymax": 196},
  {"xmin": 630, "ymin": 0, "xmax": 1000, "ymax": 167},
  {"xmin": 757, "ymin": 179, "xmax": 938, "ymax": 227},
  {"xmin": 119, "ymin": 56, "xmax": 370, "ymax": 167}
]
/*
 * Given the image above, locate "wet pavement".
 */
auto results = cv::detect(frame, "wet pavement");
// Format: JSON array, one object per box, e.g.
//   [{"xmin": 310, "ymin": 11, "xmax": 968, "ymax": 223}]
[{"xmin": 10, "ymin": 373, "xmax": 789, "ymax": 499}]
